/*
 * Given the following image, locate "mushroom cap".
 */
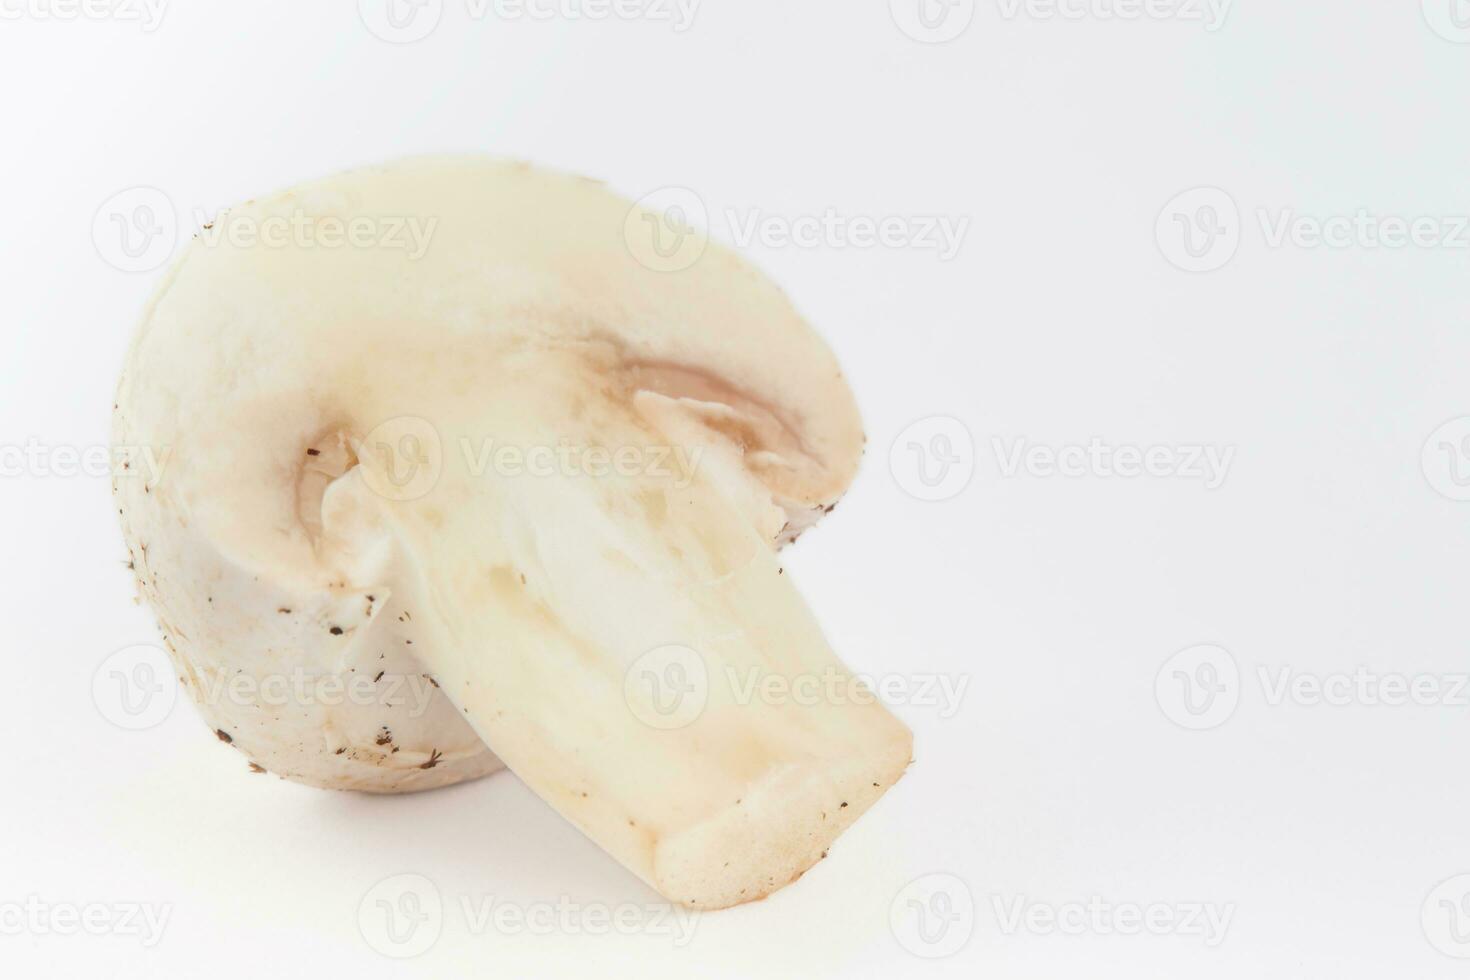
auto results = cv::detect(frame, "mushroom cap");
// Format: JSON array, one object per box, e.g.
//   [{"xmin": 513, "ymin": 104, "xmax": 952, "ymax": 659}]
[{"xmin": 113, "ymin": 156, "xmax": 865, "ymax": 791}]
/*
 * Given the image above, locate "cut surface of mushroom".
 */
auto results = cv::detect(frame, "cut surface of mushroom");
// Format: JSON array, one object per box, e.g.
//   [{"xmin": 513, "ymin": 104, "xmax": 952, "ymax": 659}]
[{"xmin": 113, "ymin": 157, "xmax": 911, "ymax": 908}]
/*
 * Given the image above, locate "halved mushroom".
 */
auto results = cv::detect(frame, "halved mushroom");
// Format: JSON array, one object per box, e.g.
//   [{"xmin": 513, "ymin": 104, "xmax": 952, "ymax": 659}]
[{"xmin": 113, "ymin": 157, "xmax": 911, "ymax": 909}]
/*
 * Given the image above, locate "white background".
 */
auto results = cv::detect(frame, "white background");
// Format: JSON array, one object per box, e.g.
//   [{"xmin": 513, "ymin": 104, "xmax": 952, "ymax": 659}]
[{"xmin": 2, "ymin": 2, "xmax": 1469, "ymax": 977}]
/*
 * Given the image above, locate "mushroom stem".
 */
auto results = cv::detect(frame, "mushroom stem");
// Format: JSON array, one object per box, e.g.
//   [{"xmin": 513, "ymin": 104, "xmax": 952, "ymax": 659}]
[{"xmin": 324, "ymin": 371, "xmax": 911, "ymax": 910}]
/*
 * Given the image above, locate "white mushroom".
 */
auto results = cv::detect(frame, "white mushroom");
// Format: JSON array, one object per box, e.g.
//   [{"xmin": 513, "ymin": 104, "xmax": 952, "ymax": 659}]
[{"xmin": 113, "ymin": 157, "xmax": 912, "ymax": 909}]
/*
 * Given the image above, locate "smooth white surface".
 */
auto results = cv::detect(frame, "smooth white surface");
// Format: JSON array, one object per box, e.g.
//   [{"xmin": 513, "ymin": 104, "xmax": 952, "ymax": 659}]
[{"xmin": 2, "ymin": 3, "xmax": 1468, "ymax": 977}]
